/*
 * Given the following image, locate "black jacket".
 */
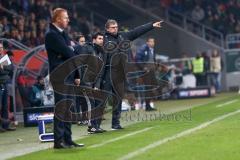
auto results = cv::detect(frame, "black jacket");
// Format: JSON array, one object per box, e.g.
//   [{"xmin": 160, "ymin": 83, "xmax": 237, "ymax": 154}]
[
  {"xmin": 74, "ymin": 43, "xmax": 105, "ymax": 88},
  {"xmin": 102, "ymin": 22, "xmax": 154, "ymax": 82},
  {"xmin": 0, "ymin": 65, "xmax": 13, "ymax": 84},
  {"xmin": 45, "ymin": 23, "xmax": 76, "ymax": 72},
  {"xmin": 136, "ymin": 44, "xmax": 156, "ymax": 62},
  {"xmin": 104, "ymin": 22, "xmax": 154, "ymax": 43}
]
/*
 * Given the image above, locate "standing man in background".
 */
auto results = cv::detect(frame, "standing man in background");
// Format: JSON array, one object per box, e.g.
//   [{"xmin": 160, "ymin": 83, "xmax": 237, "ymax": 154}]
[
  {"xmin": 192, "ymin": 53, "xmax": 204, "ymax": 86},
  {"xmin": 45, "ymin": 8, "xmax": 84, "ymax": 149},
  {"xmin": 136, "ymin": 37, "xmax": 157, "ymax": 111}
]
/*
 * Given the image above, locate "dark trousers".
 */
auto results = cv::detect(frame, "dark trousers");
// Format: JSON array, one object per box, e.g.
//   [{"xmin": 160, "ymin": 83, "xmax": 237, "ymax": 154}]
[
  {"xmin": 75, "ymin": 95, "xmax": 98, "ymax": 128},
  {"xmin": 53, "ymin": 92, "xmax": 72, "ymax": 144},
  {"xmin": 194, "ymin": 73, "xmax": 204, "ymax": 86},
  {"xmin": 0, "ymin": 84, "xmax": 9, "ymax": 129},
  {"xmin": 100, "ymin": 69, "xmax": 123, "ymax": 127}
]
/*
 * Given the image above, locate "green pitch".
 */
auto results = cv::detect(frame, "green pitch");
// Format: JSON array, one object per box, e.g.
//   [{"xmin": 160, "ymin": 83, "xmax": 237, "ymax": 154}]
[{"xmin": 9, "ymin": 93, "xmax": 240, "ymax": 160}]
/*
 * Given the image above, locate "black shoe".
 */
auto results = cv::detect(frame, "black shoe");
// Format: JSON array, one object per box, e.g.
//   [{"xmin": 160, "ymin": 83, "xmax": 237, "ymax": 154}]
[
  {"xmin": 54, "ymin": 142, "xmax": 72, "ymax": 149},
  {"xmin": 145, "ymin": 107, "xmax": 157, "ymax": 111},
  {"xmin": 66, "ymin": 141, "xmax": 84, "ymax": 148},
  {"xmin": 88, "ymin": 126, "xmax": 104, "ymax": 134},
  {"xmin": 111, "ymin": 125, "xmax": 124, "ymax": 130},
  {"xmin": 5, "ymin": 127, "xmax": 16, "ymax": 131}
]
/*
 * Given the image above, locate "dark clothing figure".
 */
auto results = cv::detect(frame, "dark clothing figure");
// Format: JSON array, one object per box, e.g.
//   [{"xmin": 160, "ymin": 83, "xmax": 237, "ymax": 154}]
[
  {"xmin": 74, "ymin": 43, "xmax": 105, "ymax": 130},
  {"xmin": 136, "ymin": 44, "xmax": 156, "ymax": 62},
  {"xmin": 45, "ymin": 23, "xmax": 77, "ymax": 146},
  {"xmin": 0, "ymin": 63, "xmax": 13, "ymax": 129},
  {"xmin": 136, "ymin": 43, "xmax": 156, "ymax": 111},
  {"xmin": 101, "ymin": 22, "xmax": 155, "ymax": 128}
]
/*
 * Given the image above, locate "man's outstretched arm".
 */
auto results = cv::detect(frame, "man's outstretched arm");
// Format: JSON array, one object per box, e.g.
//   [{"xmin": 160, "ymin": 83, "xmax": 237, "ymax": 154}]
[{"xmin": 124, "ymin": 21, "xmax": 163, "ymax": 41}]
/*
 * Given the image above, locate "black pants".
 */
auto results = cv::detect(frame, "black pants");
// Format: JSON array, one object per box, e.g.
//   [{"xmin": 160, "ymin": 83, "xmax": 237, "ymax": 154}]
[
  {"xmin": 75, "ymin": 95, "xmax": 99, "ymax": 128},
  {"xmin": 53, "ymin": 92, "xmax": 72, "ymax": 144},
  {"xmin": 0, "ymin": 84, "xmax": 9, "ymax": 129},
  {"xmin": 100, "ymin": 67, "xmax": 123, "ymax": 127},
  {"xmin": 194, "ymin": 73, "xmax": 204, "ymax": 86}
]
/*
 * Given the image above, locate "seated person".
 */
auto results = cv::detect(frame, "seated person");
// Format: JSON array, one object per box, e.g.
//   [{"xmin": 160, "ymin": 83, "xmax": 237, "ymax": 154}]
[{"xmin": 29, "ymin": 76, "xmax": 45, "ymax": 107}]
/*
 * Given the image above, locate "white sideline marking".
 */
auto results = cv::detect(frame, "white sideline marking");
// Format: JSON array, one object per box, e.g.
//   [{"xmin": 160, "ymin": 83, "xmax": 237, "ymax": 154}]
[
  {"xmin": 88, "ymin": 127, "xmax": 153, "ymax": 149},
  {"xmin": 88, "ymin": 99, "xmax": 223, "ymax": 149},
  {"xmin": 216, "ymin": 99, "xmax": 239, "ymax": 108},
  {"xmin": 118, "ymin": 109, "xmax": 240, "ymax": 160}
]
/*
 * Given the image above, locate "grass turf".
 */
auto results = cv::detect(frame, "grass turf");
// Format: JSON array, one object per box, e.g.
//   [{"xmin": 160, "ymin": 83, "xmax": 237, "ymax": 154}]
[{"xmin": 8, "ymin": 93, "xmax": 240, "ymax": 160}]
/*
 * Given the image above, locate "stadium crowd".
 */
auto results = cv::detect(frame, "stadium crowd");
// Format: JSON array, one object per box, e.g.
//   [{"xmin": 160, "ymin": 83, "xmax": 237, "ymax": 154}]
[
  {"xmin": 0, "ymin": 0, "xmax": 99, "ymax": 47},
  {"xmin": 130, "ymin": 0, "xmax": 240, "ymax": 35}
]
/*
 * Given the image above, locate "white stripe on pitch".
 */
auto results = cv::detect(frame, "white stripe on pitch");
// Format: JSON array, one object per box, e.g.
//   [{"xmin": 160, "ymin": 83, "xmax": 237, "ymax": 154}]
[
  {"xmin": 118, "ymin": 109, "xmax": 240, "ymax": 160},
  {"xmin": 88, "ymin": 127, "xmax": 153, "ymax": 149},
  {"xmin": 216, "ymin": 99, "xmax": 238, "ymax": 108}
]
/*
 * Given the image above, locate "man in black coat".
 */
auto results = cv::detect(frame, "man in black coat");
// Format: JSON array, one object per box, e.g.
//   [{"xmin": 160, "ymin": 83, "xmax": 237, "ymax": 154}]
[
  {"xmin": 100, "ymin": 19, "xmax": 163, "ymax": 130},
  {"xmin": 45, "ymin": 8, "xmax": 83, "ymax": 149}
]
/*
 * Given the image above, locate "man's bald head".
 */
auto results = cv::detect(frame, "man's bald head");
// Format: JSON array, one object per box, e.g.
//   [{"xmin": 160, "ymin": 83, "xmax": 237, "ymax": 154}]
[{"xmin": 52, "ymin": 8, "xmax": 69, "ymax": 29}]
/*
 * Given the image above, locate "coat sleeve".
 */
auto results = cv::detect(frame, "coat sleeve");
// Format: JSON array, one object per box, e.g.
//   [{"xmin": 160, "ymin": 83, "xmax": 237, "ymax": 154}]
[
  {"xmin": 123, "ymin": 22, "xmax": 154, "ymax": 41},
  {"xmin": 45, "ymin": 32, "xmax": 75, "ymax": 59}
]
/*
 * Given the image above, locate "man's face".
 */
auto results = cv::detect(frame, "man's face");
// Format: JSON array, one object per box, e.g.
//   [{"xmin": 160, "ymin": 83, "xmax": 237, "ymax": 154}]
[
  {"xmin": 93, "ymin": 35, "xmax": 104, "ymax": 46},
  {"xmin": 0, "ymin": 43, "xmax": 4, "ymax": 55},
  {"xmin": 106, "ymin": 23, "xmax": 118, "ymax": 35},
  {"xmin": 57, "ymin": 11, "xmax": 69, "ymax": 29},
  {"xmin": 39, "ymin": 79, "xmax": 44, "ymax": 85},
  {"xmin": 79, "ymin": 37, "xmax": 86, "ymax": 46},
  {"xmin": 147, "ymin": 38, "xmax": 155, "ymax": 48}
]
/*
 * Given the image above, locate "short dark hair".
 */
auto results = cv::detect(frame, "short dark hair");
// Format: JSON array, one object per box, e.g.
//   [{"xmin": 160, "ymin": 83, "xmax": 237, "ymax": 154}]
[
  {"xmin": 92, "ymin": 32, "xmax": 104, "ymax": 40},
  {"xmin": 146, "ymin": 37, "xmax": 155, "ymax": 42},
  {"xmin": 76, "ymin": 34, "xmax": 85, "ymax": 41},
  {"xmin": 105, "ymin": 19, "xmax": 118, "ymax": 30},
  {"xmin": 6, "ymin": 50, "xmax": 14, "ymax": 57}
]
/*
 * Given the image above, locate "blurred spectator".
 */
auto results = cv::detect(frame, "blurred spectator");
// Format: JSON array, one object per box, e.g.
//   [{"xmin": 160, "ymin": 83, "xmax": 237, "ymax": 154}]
[
  {"xmin": 29, "ymin": 76, "xmax": 45, "ymax": 107},
  {"xmin": 136, "ymin": 37, "xmax": 156, "ymax": 111},
  {"xmin": 1, "ymin": 16, "xmax": 10, "ymax": 36},
  {"xmin": 134, "ymin": 0, "xmax": 240, "ymax": 35},
  {"xmin": 21, "ymin": 30, "xmax": 32, "ymax": 46},
  {"xmin": 210, "ymin": 49, "xmax": 222, "ymax": 92},
  {"xmin": 179, "ymin": 53, "xmax": 192, "ymax": 74},
  {"xmin": 0, "ymin": 0, "xmax": 94, "ymax": 47},
  {"xmin": 9, "ymin": 28, "xmax": 22, "ymax": 41},
  {"xmin": 202, "ymin": 51, "xmax": 210, "ymax": 86},
  {"xmin": 226, "ymin": 13, "xmax": 236, "ymax": 34},
  {"xmin": 191, "ymin": 5, "xmax": 205, "ymax": 22},
  {"xmin": 192, "ymin": 53, "xmax": 204, "ymax": 86},
  {"xmin": 136, "ymin": 37, "xmax": 156, "ymax": 62},
  {"xmin": 17, "ymin": 70, "xmax": 30, "ymax": 108},
  {"xmin": 77, "ymin": 35, "xmax": 86, "ymax": 46}
]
